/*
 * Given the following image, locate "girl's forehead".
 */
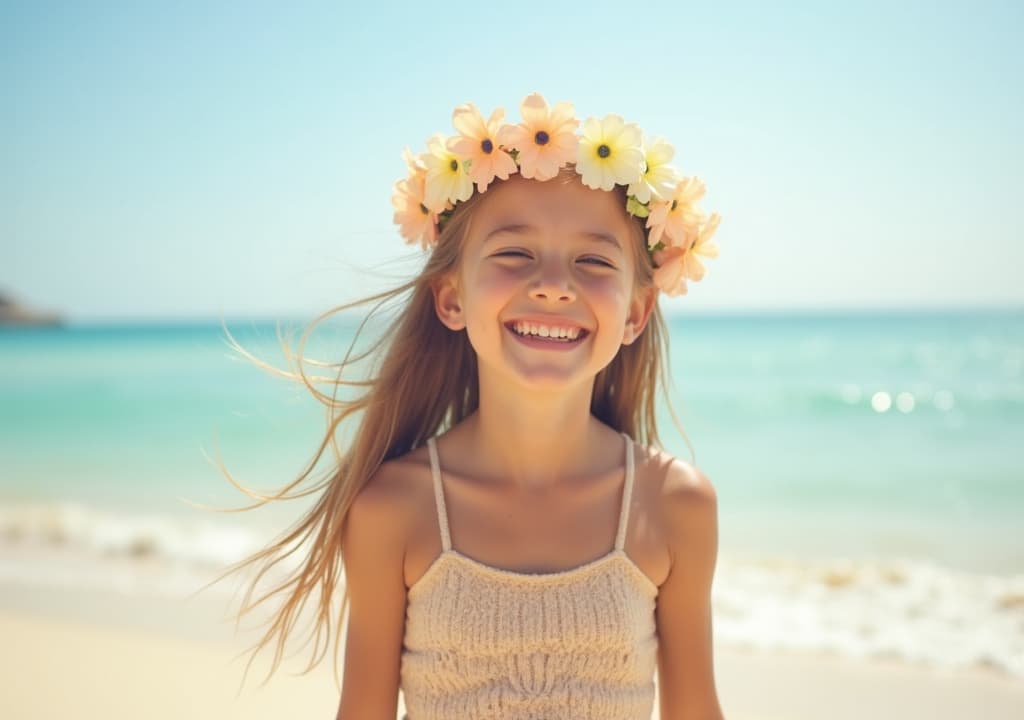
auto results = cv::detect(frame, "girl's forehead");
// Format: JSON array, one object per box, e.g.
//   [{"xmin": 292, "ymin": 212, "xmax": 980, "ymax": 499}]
[{"xmin": 474, "ymin": 175, "xmax": 629, "ymax": 231}]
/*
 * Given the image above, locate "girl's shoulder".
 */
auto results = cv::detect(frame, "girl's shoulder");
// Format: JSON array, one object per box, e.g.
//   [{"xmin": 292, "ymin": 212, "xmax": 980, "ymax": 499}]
[
  {"xmin": 355, "ymin": 444, "xmax": 434, "ymax": 511},
  {"xmin": 633, "ymin": 442, "xmax": 717, "ymax": 507},
  {"xmin": 346, "ymin": 446, "xmax": 435, "ymax": 547},
  {"xmin": 374, "ymin": 443, "xmax": 433, "ymax": 482},
  {"xmin": 631, "ymin": 443, "xmax": 719, "ymax": 587}
]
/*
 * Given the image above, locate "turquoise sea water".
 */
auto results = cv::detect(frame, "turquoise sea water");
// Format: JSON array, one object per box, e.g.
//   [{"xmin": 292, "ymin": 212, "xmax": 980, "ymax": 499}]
[
  {"xmin": 1, "ymin": 309, "xmax": 1022, "ymax": 675},
  {"xmin": 2, "ymin": 309, "xmax": 1021, "ymax": 563}
]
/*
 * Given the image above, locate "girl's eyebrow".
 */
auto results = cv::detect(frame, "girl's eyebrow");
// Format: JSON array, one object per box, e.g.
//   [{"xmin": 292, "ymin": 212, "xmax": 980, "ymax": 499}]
[{"xmin": 484, "ymin": 223, "xmax": 622, "ymax": 250}]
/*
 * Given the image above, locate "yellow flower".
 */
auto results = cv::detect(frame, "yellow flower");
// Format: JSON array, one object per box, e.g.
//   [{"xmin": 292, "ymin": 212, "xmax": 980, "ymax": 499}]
[
  {"xmin": 645, "ymin": 176, "xmax": 707, "ymax": 249},
  {"xmin": 500, "ymin": 93, "xmax": 579, "ymax": 181},
  {"xmin": 651, "ymin": 212, "xmax": 721, "ymax": 296},
  {"xmin": 575, "ymin": 114, "xmax": 644, "ymax": 191},
  {"xmin": 627, "ymin": 137, "xmax": 678, "ymax": 203},
  {"xmin": 421, "ymin": 133, "xmax": 473, "ymax": 212},
  {"xmin": 447, "ymin": 103, "xmax": 518, "ymax": 193}
]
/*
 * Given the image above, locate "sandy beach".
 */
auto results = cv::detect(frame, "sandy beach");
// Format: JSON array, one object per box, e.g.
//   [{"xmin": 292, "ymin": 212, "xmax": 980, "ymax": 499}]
[{"xmin": 2, "ymin": 582, "xmax": 1021, "ymax": 720}]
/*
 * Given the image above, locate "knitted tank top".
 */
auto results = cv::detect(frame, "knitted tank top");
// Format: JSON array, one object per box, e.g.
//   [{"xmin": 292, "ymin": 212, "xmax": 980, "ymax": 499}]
[{"xmin": 399, "ymin": 432, "xmax": 659, "ymax": 720}]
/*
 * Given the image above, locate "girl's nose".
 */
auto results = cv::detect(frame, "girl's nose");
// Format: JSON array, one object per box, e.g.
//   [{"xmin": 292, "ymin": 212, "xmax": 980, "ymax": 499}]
[{"xmin": 528, "ymin": 263, "xmax": 577, "ymax": 303}]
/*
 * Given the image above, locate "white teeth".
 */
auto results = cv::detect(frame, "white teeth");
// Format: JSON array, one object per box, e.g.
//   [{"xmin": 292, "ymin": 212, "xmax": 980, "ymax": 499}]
[{"xmin": 510, "ymin": 322, "xmax": 584, "ymax": 340}]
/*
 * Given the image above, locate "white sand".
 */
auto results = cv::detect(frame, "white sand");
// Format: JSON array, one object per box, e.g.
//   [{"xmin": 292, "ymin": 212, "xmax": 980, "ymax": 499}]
[{"xmin": 1, "ymin": 584, "xmax": 1021, "ymax": 720}]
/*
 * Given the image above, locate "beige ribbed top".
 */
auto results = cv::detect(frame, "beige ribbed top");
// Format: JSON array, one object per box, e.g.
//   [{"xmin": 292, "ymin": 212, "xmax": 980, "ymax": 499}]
[{"xmin": 399, "ymin": 433, "xmax": 659, "ymax": 720}]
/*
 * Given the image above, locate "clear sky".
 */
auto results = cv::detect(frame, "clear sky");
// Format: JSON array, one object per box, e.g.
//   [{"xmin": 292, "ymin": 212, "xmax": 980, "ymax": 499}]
[{"xmin": 2, "ymin": 0, "xmax": 1021, "ymax": 321}]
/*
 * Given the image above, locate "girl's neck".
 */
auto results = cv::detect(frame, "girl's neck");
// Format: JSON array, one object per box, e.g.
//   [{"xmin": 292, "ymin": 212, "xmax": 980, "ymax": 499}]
[{"xmin": 458, "ymin": 380, "xmax": 613, "ymax": 491}]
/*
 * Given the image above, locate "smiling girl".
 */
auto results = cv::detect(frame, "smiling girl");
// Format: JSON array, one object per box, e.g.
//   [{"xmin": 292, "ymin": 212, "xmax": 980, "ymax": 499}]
[{"xmin": 221, "ymin": 93, "xmax": 724, "ymax": 720}]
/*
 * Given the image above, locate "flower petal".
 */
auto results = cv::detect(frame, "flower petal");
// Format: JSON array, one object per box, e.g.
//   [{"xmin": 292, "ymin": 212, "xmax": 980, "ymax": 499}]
[
  {"xmin": 645, "ymin": 137, "xmax": 675, "ymax": 166},
  {"xmin": 485, "ymin": 107, "xmax": 506, "ymax": 131},
  {"xmin": 452, "ymin": 103, "xmax": 486, "ymax": 138},
  {"xmin": 600, "ymin": 113, "xmax": 625, "ymax": 137},
  {"xmin": 519, "ymin": 93, "xmax": 550, "ymax": 127},
  {"xmin": 548, "ymin": 100, "xmax": 578, "ymax": 131}
]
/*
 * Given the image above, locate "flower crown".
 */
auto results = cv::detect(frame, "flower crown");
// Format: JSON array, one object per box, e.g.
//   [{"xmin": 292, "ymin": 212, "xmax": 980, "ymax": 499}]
[{"xmin": 391, "ymin": 92, "xmax": 720, "ymax": 296}]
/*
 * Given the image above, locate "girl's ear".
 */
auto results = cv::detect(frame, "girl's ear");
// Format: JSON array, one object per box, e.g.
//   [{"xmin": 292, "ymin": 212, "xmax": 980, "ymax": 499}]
[
  {"xmin": 432, "ymin": 273, "xmax": 466, "ymax": 331},
  {"xmin": 622, "ymin": 286, "xmax": 657, "ymax": 345}
]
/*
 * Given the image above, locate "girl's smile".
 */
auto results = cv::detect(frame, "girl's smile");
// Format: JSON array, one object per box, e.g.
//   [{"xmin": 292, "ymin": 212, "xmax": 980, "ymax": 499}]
[
  {"xmin": 504, "ymin": 315, "xmax": 591, "ymax": 350},
  {"xmin": 506, "ymin": 323, "xmax": 589, "ymax": 350}
]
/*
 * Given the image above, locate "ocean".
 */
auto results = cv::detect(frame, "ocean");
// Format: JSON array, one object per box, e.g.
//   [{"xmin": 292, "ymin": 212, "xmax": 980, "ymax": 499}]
[{"xmin": 1, "ymin": 308, "xmax": 1022, "ymax": 677}]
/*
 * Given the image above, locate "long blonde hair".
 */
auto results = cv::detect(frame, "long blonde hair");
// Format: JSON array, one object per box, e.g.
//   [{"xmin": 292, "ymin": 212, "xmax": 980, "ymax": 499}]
[{"xmin": 207, "ymin": 166, "xmax": 691, "ymax": 686}]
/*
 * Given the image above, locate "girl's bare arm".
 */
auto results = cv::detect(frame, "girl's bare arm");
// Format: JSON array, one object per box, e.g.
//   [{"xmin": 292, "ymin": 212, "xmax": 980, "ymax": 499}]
[
  {"xmin": 335, "ymin": 464, "xmax": 409, "ymax": 720},
  {"xmin": 655, "ymin": 459, "xmax": 726, "ymax": 720}
]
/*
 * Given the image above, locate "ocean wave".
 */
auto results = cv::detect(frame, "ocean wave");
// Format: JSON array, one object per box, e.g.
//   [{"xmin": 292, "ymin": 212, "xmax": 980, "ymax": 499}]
[
  {"xmin": 0, "ymin": 502, "xmax": 263, "ymax": 567},
  {"xmin": 0, "ymin": 502, "xmax": 299, "ymax": 599},
  {"xmin": 714, "ymin": 554, "xmax": 1024, "ymax": 679}
]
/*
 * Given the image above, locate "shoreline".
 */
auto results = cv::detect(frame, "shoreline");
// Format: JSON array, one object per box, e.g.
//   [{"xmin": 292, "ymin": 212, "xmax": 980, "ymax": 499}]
[{"xmin": 3, "ymin": 531, "xmax": 1022, "ymax": 680}]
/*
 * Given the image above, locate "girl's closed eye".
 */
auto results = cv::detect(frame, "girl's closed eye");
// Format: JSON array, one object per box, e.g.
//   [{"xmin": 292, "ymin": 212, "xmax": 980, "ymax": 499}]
[
  {"xmin": 492, "ymin": 248, "xmax": 532, "ymax": 258},
  {"xmin": 578, "ymin": 256, "xmax": 616, "ymax": 269},
  {"xmin": 490, "ymin": 250, "xmax": 614, "ymax": 268}
]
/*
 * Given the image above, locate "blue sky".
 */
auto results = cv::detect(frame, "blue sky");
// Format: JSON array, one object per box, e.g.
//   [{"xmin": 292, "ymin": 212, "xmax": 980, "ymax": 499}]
[{"xmin": 2, "ymin": 0, "xmax": 1021, "ymax": 321}]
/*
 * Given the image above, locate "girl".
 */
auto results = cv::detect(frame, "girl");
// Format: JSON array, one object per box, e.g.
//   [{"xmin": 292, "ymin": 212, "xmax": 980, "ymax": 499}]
[{"xmin": 219, "ymin": 93, "xmax": 725, "ymax": 720}]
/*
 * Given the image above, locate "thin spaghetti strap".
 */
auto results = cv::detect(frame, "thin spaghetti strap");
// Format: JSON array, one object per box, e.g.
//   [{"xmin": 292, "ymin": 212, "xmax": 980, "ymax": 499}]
[
  {"xmin": 614, "ymin": 432, "xmax": 635, "ymax": 551},
  {"xmin": 426, "ymin": 436, "xmax": 452, "ymax": 552}
]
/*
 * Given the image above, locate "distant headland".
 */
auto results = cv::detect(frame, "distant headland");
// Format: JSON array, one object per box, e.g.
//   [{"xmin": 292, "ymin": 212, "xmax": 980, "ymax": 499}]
[{"xmin": 0, "ymin": 293, "xmax": 64, "ymax": 327}]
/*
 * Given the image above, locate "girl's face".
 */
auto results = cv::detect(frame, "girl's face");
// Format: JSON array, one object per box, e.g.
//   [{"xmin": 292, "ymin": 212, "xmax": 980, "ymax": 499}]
[{"xmin": 434, "ymin": 173, "xmax": 654, "ymax": 391}]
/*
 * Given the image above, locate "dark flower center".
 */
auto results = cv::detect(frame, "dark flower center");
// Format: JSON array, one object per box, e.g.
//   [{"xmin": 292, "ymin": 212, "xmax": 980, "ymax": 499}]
[
  {"xmin": 597, "ymin": 144, "xmax": 611, "ymax": 158},
  {"xmin": 481, "ymin": 138, "xmax": 494, "ymax": 153},
  {"xmin": 419, "ymin": 203, "xmax": 430, "ymax": 215},
  {"xmin": 534, "ymin": 130, "xmax": 550, "ymax": 145},
  {"xmin": 670, "ymin": 199, "xmax": 678, "ymax": 211},
  {"xmin": 449, "ymin": 159, "xmax": 459, "ymax": 172}
]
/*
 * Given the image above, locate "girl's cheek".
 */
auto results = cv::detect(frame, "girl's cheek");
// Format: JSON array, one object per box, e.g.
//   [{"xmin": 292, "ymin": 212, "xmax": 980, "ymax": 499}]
[
  {"xmin": 579, "ymin": 272, "xmax": 628, "ymax": 298},
  {"xmin": 476, "ymin": 265, "xmax": 525, "ymax": 293}
]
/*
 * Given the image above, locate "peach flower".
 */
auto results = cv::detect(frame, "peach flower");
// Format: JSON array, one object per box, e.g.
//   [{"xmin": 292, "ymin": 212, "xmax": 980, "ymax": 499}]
[
  {"xmin": 500, "ymin": 93, "xmax": 579, "ymax": 181},
  {"xmin": 447, "ymin": 103, "xmax": 518, "ymax": 193},
  {"xmin": 645, "ymin": 175, "xmax": 707, "ymax": 249},
  {"xmin": 651, "ymin": 212, "xmax": 721, "ymax": 296},
  {"xmin": 391, "ymin": 166, "xmax": 438, "ymax": 250}
]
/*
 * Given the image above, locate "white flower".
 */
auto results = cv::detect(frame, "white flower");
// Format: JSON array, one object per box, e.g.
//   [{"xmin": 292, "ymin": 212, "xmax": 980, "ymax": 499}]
[
  {"xmin": 575, "ymin": 114, "xmax": 644, "ymax": 191},
  {"xmin": 421, "ymin": 133, "xmax": 473, "ymax": 212},
  {"xmin": 628, "ymin": 137, "xmax": 678, "ymax": 203}
]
